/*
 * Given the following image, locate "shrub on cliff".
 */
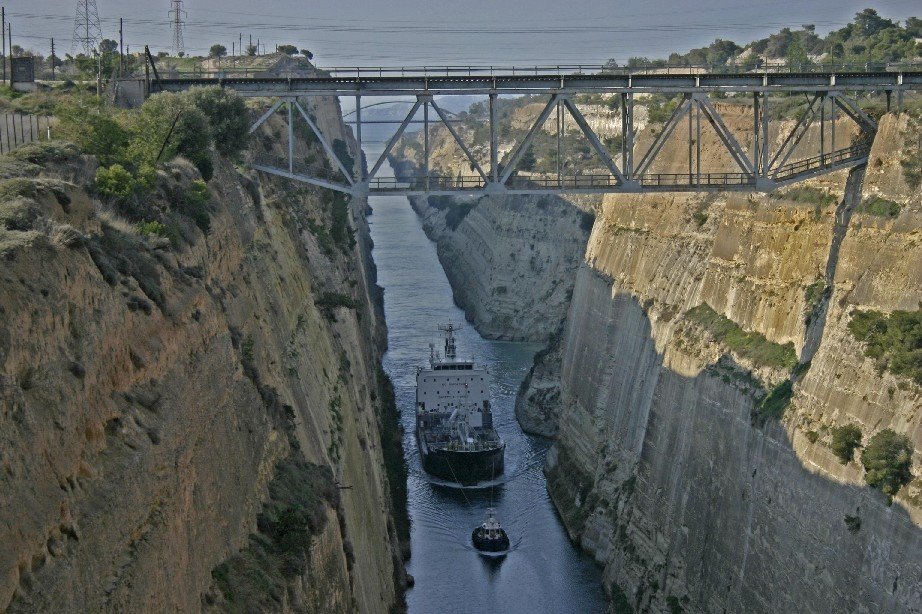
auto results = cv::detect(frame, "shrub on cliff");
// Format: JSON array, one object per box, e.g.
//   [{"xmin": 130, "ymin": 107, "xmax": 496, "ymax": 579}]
[
  {"xmin": 831, "ymin": 424, "xmax": 863, "ymax": 463},
  {"xmin": 328, "ymin": 192, "xmax": 356, "ymax": 252},
  {"xmin": 210, "ymin": 459, "xmax": 338, "ymax": 606},
  {"xmin": 95, "ymin": 164, "xmax": 136, "ymax": 202},
  {"xmin": 847, "ymin": 308, "xmax": 922, "ymax": 386},
  {"xmin": 861, "ymin": 429, "xmax": 913, "ymax": 497},
  {"xmin": 56, "ymin": 97, "xmax": 130, "ymax": 166},
  {"xmin": 685, "ymin": 303, "xmax": 798, "ymax": 371},
  {"xmin": 185, "ymin": 86, "xmax": 250, "ymax": 158},
  {"xmin": 856, "ymin": 196, "xmax": 901, "ymax": 218},
  {"xmin": 315, "ymin": 291, "xmax": 360, "ymax": 321},
  {"xmin": 129, "ymin": 92, "xmax": 214, "ymax": 180}
]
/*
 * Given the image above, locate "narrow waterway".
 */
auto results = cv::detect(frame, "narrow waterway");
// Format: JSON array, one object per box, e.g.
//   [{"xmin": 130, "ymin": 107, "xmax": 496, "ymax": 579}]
[{"xmin": 364, "ymin": 138, "xmax": 606, "ymax": 613}]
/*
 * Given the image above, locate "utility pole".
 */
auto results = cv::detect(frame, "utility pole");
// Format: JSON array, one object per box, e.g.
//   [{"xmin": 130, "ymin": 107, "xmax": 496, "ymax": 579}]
[
  {"xmin": 249, "ymin": 34, "xmax": 252, "ymax": 55},
  {"xmin": 119, "ymin": 18, "xmax": 124, "ymax": 77},
  {"xmin": 50, "ymin": 38, "xmax": 55, "ymax": 80},
  {"xmin": 2, "ymin": 7, "xmax": 6, "ymax": 84},
  {"xmin": 168, "ymin": 0, "xmax": 186, "ymax": 57},
  {"xmin": 71, "ymin": 0, "xmax": 101, "ymax": 55}
]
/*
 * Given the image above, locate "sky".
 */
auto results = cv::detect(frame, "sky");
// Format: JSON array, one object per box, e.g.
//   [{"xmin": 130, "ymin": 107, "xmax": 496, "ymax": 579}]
[{"xmin": 9, "ymin": 0, "xmax": 921, "ymax": 66}]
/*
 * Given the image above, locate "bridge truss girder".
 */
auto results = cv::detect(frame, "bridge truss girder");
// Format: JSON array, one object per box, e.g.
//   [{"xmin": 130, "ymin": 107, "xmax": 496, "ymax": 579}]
[{"xmin": 248, "ymin": 88, "xmax": 879, "ymax": 198}]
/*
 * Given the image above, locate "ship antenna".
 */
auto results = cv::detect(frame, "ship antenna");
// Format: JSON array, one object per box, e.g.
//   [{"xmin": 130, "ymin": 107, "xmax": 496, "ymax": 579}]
[{"xmin": 439, "ymin": 322, "xmax": 458, "ymax": 360}]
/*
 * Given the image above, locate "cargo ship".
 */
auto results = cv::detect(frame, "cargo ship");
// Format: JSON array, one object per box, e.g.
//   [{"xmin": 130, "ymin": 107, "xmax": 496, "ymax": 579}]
[{"xmin": 415, "ymin": 323, "xmax": 504, "ymax": 485}]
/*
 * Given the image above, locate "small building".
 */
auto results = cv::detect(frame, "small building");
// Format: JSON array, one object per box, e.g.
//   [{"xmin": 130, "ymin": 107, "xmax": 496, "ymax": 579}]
[{"xmin": 11, "ymin": 56, "xmax": 36, "ymax": 92}]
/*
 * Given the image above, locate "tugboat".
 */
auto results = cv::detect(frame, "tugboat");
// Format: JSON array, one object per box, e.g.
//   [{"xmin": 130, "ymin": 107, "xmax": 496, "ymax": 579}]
[
  {"xmin": 471, "ymin": 508, "xmax": 510, "ymax": 553},
  {"xmin": 415, "ymin": 323, "xmax": 504, "ymax": 484}
]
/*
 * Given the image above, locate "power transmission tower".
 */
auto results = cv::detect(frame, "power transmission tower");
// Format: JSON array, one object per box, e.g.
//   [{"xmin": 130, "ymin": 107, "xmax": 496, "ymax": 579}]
[
  {"xmin": 168, "ymin": 0, "xmax": 187, "ymax": 57},
  {"xmin": 71, "ymin": 0, "xmax": 101, "ymax": 55}
]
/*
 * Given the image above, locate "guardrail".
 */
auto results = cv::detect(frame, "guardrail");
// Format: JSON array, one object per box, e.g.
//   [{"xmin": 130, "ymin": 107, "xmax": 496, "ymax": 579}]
[
  {"xmin": 0, "ymin": 113, "xmax": 53, "ymax": 155},
  {"xmin": 637, "ymin": 172, "xmax": 753, "ymax": 187},
  {"xmin": 153, "ymin": 61, "xmax": 922, "ymax": 80},
  {"xmin": 772, "ymin": 145, "xmax": 868, "ymax": 181},
  {"xmin": 368, "ymin": 172, "xmax": 764, "ymax": 191},
  {"xmin": 368, "ymin": 175, "xmax": 486, "ymax": 191}
]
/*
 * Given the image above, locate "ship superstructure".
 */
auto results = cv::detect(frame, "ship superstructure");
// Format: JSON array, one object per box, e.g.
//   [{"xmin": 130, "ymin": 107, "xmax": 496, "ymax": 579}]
[{"xmin": 415, "ymin": 324, "xmax": 504, "ymax": 484}]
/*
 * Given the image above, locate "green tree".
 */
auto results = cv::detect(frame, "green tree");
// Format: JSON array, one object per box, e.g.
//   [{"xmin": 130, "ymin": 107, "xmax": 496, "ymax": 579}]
[
  {"xmin": 785, "ymin": 38, "xmax": 810, "ymax": 67},
  {"xmin": 277, "ymin": 44, "xmax": 298, "ymax": 56},
  {"xmin": 99, "ymin": 39, "xmax": 118, "ymax": 54},
  {"xmin": 209, "ymin": 44, "xmax": 227, "ymax": 58},
  {"xmin": 861, "ymin": 429, "xmax": 913, "ymax": 497},
  {"xmin": 129, "ymin": 92, "xmax": 213, "ymax": 180},
  {"xmin": 56, "ymin": 97, "xmax": 129, "ymax": 166},
  {"xmin": 185, "ymin": 87, "xmax": 249, "ymax": 157},
  {"xmin": 245, "ymin": 44, "xmax": 257, "ymax": 56},
  {"xmin": 907, "ymin": 17, "xmax": 922, "ymax": 38},
  {"xmin": 853, "ymin": 9, "xmax": 895, "ymax": 37},
  {"xmin": 830, "ymin": 424, "xmax": 862, "ymax": 463}
]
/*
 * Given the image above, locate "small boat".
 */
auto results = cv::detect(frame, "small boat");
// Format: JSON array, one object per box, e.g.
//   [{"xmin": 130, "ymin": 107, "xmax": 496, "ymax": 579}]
[{"xmin": 471, "ymin": 508, "xmax": 510, "ymax": 553}]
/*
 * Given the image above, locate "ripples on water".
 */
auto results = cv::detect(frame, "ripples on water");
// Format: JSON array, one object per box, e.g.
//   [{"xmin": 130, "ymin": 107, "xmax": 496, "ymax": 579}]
[{"xmin": 365, "ymin": 137, "xmax": 606, "ymax": 613}]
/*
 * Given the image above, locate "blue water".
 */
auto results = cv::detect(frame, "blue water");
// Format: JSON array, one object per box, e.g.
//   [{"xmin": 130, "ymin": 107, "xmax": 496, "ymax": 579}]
[{"xmin": 365, "ymin": 138, "xmax": 606, "ymax": 613}]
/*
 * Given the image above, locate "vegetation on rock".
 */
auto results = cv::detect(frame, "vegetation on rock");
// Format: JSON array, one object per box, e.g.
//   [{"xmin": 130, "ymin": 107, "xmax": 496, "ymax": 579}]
[
  {"xmin": 685, "ymin": 303, "xmax": 798, "ymax": 371},
  {"xmin": 861, "ymin": 429, "xmax": 914, "ymax": 497},
  {"xmin": 831, "ymin": 424, "xmax": 863, "ymax": 463},
  {"xmin": 314, "ymin": 292, "xmax": 361, "ymax": 321},
  {"xmin": 855, "ymin": 196, "xmax": 901, "ymax": 217},
  {"xmin": 847, "ymin": 308, "xmax": 922, "ymax": 385},
  {"xmin": 210, "ymin": 458, "xmax": 338, "ymax": 609}
]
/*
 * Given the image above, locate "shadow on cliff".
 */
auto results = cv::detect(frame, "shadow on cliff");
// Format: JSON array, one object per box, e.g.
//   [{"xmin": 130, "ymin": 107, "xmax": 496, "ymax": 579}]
[{"xmin": 549, "ymin": 278, "xmax": 921, "ymax": 612}]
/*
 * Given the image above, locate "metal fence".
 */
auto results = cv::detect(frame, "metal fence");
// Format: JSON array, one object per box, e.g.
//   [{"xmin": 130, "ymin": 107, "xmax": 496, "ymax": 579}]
[
  {"xmin": 0, "ymin": 113, "xmax": 53, "ymax": 155},
  {"xmin": 159, "ymin": 61, "xmax": 922, "ymax": 80}
]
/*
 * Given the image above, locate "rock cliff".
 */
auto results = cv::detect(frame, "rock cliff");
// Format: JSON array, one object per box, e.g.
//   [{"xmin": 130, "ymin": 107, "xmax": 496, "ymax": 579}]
[
  {"xmin": 0, "ymin": 97, "xmax": 406, "ymax": 612},
  {"xmin": 404, "ymin": 188, "xmax": 592, "ymax": 342},
  {"xmin": 547, "ymin": 111, "xmax": 921, "ymax": 612}
]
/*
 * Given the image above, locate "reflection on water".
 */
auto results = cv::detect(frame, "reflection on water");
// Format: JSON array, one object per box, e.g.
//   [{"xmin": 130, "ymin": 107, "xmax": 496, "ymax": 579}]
[{"xmin": 365, "ymin": 137, "xmax": 606, "ymax": 613}]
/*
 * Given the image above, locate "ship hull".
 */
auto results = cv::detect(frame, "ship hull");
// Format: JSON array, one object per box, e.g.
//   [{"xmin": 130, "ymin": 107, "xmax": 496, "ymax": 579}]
[{"xmin": 417, "ymin": 429, "xmax": 505, "ymax": 485}]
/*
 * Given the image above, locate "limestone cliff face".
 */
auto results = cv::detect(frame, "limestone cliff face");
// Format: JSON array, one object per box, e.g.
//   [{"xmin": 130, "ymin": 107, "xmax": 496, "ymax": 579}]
[
  {"xmin": 405, "ymin": 189, "xmax": 591, "ymax": 341},
  {"xmin": 546, "ymin": 113, "xmax": 921, "ymax": 612},
  {"xmin": 0, "ymin": 102, "xmax": 405, "ymax": 612}
]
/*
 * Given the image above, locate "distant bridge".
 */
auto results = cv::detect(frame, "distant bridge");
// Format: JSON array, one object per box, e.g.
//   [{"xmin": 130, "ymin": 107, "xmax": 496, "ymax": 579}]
[{"xmin": 144, "ymin": 68, "xmax": 921, "ymax": 197}]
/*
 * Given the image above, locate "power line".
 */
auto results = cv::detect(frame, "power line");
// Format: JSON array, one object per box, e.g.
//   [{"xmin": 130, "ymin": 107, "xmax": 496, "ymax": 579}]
[{"xmin": 71, "ymin": 0, "xmax": 100, "ymax": 55}]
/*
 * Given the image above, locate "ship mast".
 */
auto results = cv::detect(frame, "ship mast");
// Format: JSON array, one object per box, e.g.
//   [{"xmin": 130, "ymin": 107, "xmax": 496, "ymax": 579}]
[{"xmin": 438, "ymin": 323, "xmax": 459, "ymax": 360}]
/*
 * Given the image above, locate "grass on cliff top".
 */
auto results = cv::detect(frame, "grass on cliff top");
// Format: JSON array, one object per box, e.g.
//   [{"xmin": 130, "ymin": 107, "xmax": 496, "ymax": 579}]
[
  {"xmin": 210, "ymin": 457, "xmax": 338, "ymax": 610},
  {"xmin": 855, "ymin": 196, "xmax": 901, "ymax": 218},
  {"xmin": 685, "ymin": 303, "xmax": 798, "ymax": 371},
  {"xmin": 847, "ymin": 308, "xmax": 922, "ymax": 386},
  {"xmin": 771, "ymin": 186, "xmax": 838, "ymax": 207}
]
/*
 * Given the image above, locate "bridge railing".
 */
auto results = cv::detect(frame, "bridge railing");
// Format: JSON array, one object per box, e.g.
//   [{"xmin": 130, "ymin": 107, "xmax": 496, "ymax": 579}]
[
  {"xmin": 507, "ymin": 174, "xmax": 621, "ymax": 189},
  {"xmin": 159, "ymin": 61, "xmax": 922, "ymax": 80},
  {"xmin": 365, "ymin": 172, "xmax": 766, "ymax": 191},
  {"xmin": 636, "ymin": 172, "xmax": 753, "ymax": 187},
  {"xmin": 368, "ymin": 175, "xmax": 486, "ymax": 191},
  {"xmin": 772, "ymin": 144, "xmax": 868, "ymax": 181}
]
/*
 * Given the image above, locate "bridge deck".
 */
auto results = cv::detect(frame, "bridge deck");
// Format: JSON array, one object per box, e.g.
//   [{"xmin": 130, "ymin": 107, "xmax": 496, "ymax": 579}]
[{"xmin": 153, "ymin": 70, "xmax": 920, "ymax": 96}]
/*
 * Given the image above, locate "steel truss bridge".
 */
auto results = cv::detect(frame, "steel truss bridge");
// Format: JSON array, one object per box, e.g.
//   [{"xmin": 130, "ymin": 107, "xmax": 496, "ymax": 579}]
[{"xmin": 150, "ymin": 69, "xmax": 921, "ymax": 197}]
